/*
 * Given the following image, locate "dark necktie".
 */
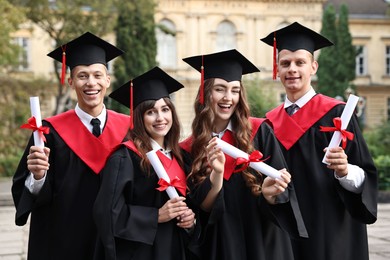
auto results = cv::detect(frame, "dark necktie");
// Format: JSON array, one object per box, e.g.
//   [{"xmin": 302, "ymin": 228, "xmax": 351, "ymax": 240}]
[
  {"xmin": 286, "ymin": 104, "xmax": 299, "ymax": 116},
  {"xmin": 90, "ymin": 118, "xmax": 101, "ymax": 137}
]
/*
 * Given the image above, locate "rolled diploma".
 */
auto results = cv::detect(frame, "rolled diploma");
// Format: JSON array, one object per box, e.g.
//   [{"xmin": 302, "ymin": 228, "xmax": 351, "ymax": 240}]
[
  {"xmin": 30, "ymin": 96, "xmax": 45, "ymax": 148},
  {"xmin": 146, "ymin": 150, "xmax": 179, "ymax": 199},
  {"xmin": 215, "ymin": 138, "xmax": 281, "ymax": 179},
  {"xmin": 322, "ymin": 94, "xmax": 360, "ymax": 164}
]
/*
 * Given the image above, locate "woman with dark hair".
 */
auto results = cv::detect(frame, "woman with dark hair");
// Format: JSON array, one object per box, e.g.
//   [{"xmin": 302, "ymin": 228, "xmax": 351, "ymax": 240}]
[
  {"xmin": 93, "ymin": 67, "xmax": 199, "ymax": 260},
  {"xmin": 180, "ymin": 49, "xmax": 307, "ymax": 260}
]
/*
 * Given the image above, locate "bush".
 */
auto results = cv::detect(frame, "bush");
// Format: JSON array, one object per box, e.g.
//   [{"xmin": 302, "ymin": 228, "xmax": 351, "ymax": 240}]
[
  {"xmin": 364, "ymin": 121, "xmax": 390, "ymax": 190},
  {"xmin": 245, "ymin": 78, "xmax": 278, "ymax": 118},
  {"xmin": 0, "ymin": 154, "xmax": 23, "ymax": 177},
  {"xmin": 0, "ymin": 76, "xmax": 55, "ymax": 178},
  {"xmin": 374, "ymin": 155, "xmax": 390, "ymax": 191}
]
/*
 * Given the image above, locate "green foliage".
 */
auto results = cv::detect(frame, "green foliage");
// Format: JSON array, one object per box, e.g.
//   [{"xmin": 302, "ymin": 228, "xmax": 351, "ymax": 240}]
[
  {"xmin": 245, "ymin": 79, "xmax": 277, "ymax": 118},
  {"xmin": 364, "ymin": 121, "xmax": 390, "ymax": 158},
  {"xmin": 317, "ymin": 4, "xmax": 356, "ymax": 99},
  {"xmin": 317, "ymin": 4, "xmax": 339, "ymax": 98},
  {"xmin": 110, "ymin": 0, "xmax": 157, "ymax": 113},
  {"xmin": 336, "ymin": 4, "xmax": 356, "ymax": 84},
  {"xmin": 0, "ymin": 0, "xmax": 26, "ymax": 69},
  {"xmin": 11, "ymin": 0, "xmax": 116, "ymax": 40},
  {"xmin": 10, "ymin": 0, "xmax": 118, "ymax": 114},
  {"xmin": 0, "ymin": 154, "xmax": 23, "ymax": 177},
  {"xmin": 0, "ymin": 76, "xmax": 55, "ymax": 177},
  {"xmin": 364, "ymin": 121, "xmax": 390, "ymax": 190},
  {"xmin": 374, "ymin": 155, "xmax": 390, "ymax": 191}
]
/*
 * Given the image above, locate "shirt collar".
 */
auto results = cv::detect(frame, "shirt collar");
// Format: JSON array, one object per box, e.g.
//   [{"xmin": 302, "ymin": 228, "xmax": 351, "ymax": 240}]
[
  {"xmin": 212, "ymin": 121, "xmax": 233, "ymax": 139},
  {"xmin": 284, "ymin": 87, "xmax": 316, "ymax": 109},
  {"xmin": 150, "ymin": 138, "xmax": 172, "ymax": 159},
  {"xmin": 75, "ymin": 104, "xmax": 107, "ymax": 133}
]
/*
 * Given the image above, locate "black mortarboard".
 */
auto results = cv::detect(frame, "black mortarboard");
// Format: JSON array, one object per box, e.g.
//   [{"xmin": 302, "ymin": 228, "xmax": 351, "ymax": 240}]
[
  {"xmin": 47, "ymin": 32, "xmax": 124, "ymax": 84},
  {"xmin": 182, "ymin": 49, "xmax": 259, "ymax": 103},
  {"xmin": 260, "ymin": 22, "xmax": 333, "ymax": 79},
  {"xmin": 109, "ymin": 67, "xmax": 184, "ymax": 128},
  {"xmin": 183, "ymin": 49, "xmax": 259, "ymax": 82}
]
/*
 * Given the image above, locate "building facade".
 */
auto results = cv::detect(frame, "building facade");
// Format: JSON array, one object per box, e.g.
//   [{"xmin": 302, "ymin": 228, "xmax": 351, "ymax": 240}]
[{"xmin": 10, "ymin": 0, "xmax": 390, "ymax": 137}]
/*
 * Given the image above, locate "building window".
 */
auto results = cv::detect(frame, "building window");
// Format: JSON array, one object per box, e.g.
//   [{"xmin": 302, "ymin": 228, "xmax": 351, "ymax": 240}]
[
  {"xmin": 388, "ymin": 98, "xmax": 390, "ymax": 121},
  {"xmin": 156, "ymin": 19, "xmax": 177, "ymax": 69},
  {"xmin": 13, "ymin": 37, "xmax": 30, "ymax": 71},
  {"xmin": 386, "ymin": 46, "xmax": 390, "ymax": 76},
  {"xmin": 355, "ymin": 45, "xmax": 367, "ymax": 76},
  {"xmin": 215, "ymin": 20, "xmax": 236, "ymax": 52}
]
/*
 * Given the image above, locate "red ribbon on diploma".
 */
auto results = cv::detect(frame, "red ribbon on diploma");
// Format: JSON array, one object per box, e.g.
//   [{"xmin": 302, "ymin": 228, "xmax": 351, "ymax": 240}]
[
  {"xmin": 234, "ymin": 150, "xmax": 269, "ymax": 173},
  {"xmin": 20, "ymin": 116, "xmax": 50, "ymax": 143},
  {"xmin": 320, "ymin": 117, "xmax": 354, "ymax": 149},
  {"xmin": 156, "ymin": 176, "xmax": 186, "ymax": 195}
]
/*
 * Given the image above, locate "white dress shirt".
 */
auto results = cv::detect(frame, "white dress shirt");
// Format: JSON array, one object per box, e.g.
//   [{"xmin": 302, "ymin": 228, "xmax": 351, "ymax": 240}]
[
  {"xmin": 150, "ymin": 138, "xmax": 172, "ymax": 160},
  {"xmin": 285, "ymin": 87, "xmax": 365, "ymax": 193},
  {"xmin": 25, "ymin": 104, "xmax": 107, "ymax": 195}
]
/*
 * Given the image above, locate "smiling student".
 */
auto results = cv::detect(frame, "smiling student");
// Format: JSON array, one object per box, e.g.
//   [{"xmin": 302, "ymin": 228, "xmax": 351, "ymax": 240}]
[
  {"xmin": 261, "ymin": 22, "xmax": 377, "ymax": 260},
  {"xmin": 93, "ymin": 67, "xmax": 199, "ymax": 260},
  {"xmin": 12, "ymin": 32, "xmax": 129, "ymax": 260},
  {"xmin": 180, "ymin": 49, "xmax": 307, "ymax": 260}
]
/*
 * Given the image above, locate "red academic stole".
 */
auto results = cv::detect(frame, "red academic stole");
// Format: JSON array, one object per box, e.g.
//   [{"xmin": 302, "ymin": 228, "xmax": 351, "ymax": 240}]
[
  {"xmin": 45, "ymin": 110, "xmax": 129, "ymax": 174},
  {"xmin": 156, "ymin": 150, "xmax": 187, "ymax": 196},
  {"xmin": 222, "ymin": 117, "xmax": 264, "ymax": 180},
  {"xmin": 122, "ymin": 141, "xmax": 187, "ymax": 196},
  {"xmin": 266, "ymin": 94, "xmax": 343, "ymax": 150},
  {"xmin": 179, "ymin": 117, "xmax": 265, "ymax": 180}
]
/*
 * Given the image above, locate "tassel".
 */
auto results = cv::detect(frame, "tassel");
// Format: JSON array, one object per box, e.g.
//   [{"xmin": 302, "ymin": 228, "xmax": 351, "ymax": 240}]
[
  {"xmin": 61, "ymin": 45, "xmax": 66, "ymax": 85},
  {"xmin": 129, "ymin": 81, "xmax": 134, "ymax": 130},
  {"xmin": 273, "ymin": 32, "xmax": 277, "ymax": 80},
  {"xmin": 200, "ymin": 55, "xmax": 204, "ymax": 104}
]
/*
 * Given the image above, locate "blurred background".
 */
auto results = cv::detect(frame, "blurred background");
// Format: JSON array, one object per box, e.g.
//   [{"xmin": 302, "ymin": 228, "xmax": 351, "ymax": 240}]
[{"xmin": 0, "ymin": 0, "xmax": 389, "ymax": 192}]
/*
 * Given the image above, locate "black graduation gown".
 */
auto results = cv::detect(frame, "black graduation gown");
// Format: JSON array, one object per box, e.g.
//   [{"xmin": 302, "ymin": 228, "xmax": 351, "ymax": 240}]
[
  {"xmin": 92, "ymin": 142, "xmax": 200, "ymax": 260},
  {"xmin": 12, "ymin": 110, "xmax": 129, "ymax": 260},
  {"xmin": 180, "ymin": 118, "xmax": 307, "ymax": 260},
  {"xmin": 266, "ymin": 94, "xmax": 378, "ymax": 260}
]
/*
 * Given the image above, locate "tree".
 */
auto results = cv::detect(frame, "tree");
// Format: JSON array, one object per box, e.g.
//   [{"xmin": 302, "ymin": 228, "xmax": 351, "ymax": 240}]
[
  {"xmin": 0, "ymin": 0, "xmax": 25, "ymax": 71},
  {"xmin": 335, "ymin": 4, "xmax": 356, "ymax": 91},
  {"xmin": 0, "ymin": 76, "xmax": 55, "ymax": 177},
  {"xmin": 317, "ymin": 4, "xmax": 339, "ymax": 98},
  {"xmin": 245, "ymin": 79, "xmax": 277, "ymax": 118},
  {"xmin": 109, "ymin": 0, "xmax": 157, "ymax": 113},
  {"xmin": 317, "ymin": 4, "xmax": 356, "ymax": 99},
  {"xmin": 10, "ymin": 0, "xmax": 118, "ymax": 115}
]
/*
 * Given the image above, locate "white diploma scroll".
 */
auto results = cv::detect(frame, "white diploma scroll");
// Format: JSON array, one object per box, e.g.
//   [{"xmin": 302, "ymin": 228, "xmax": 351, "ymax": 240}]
[
  {"xmin": 215, "ymin": 138, "xmax": 282, "ymax": 179},
  {"xmin": 30, "ymin": 96, "xmax": 45, "ymax": 148},
  {"xmin": 146, "ymin": 150, "xmax": 179, "ymax": 199},
  {"xmin": 322, "ymin": 94, "xmax": 360, "ymax": 164}
]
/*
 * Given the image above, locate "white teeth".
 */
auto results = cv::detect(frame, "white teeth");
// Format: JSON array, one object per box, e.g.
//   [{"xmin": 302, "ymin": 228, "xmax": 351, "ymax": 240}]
[
  {"xmin": 85, "ymin": 90, "xmax": 99, "ymax": 95},
  {"xmin": 219, "ymin": 104, "xmax": 231, "ymax": 108}
]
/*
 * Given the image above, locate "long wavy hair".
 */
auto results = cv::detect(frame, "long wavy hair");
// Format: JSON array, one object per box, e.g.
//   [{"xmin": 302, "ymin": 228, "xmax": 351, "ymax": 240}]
[
  {"xmin": 187, "ymin": 78, "xmax": 262, "ymax": 196},
  {"xmin": 127, "ymin": 97, "xmax": 184, "ymax": 175}
]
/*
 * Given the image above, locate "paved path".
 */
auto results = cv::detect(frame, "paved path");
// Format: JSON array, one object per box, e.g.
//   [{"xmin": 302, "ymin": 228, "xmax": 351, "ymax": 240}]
[{"xmin": 1, "ymin": 178, "xmax": 389, "ymax": 259}]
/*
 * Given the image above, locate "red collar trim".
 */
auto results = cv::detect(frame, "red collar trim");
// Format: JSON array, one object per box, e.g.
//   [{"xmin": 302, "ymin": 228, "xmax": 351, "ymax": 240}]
[
  {"xmin": 46, "ymin": 110, "xmax": 129, "ymax": 174},
  {"xmin": 266, "ymin": 94, "xmax": 343, "ymax": 150}
]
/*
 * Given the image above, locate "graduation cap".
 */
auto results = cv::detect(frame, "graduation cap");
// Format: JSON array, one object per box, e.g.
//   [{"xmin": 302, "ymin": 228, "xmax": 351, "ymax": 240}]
[
  {"xmin": 260, "ymin": 22, "xmax": 333, "ymax": 79},
  {"xmin": 47, "ymin": 32, "xmax": 124, "ymax": 85},
  {"xmin": 109, "ymin": 66, "xmax": 184, "ymax": 129},
  {"xmin": 182, "ymin": 49, "xmax": 260, "ymax": 104}
]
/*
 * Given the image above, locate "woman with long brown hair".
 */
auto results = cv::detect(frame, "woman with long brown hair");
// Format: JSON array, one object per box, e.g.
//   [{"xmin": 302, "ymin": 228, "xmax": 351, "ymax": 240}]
[
  {"xmin": 180, "ymin": 49, "xmax": 307, "ymax": 260},
  {"xmin": 93, "ymin": 67, "xmax": 199, "ymax": 260}
]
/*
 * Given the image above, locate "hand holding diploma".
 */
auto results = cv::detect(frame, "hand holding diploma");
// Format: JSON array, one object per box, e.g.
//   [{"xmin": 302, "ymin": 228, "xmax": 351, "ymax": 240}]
[
  {"xmin": 146, "ymin": 149, "xmax": 180, "ymax": 199},
  {"xmin": 20, "ymin": 96, "xmax": 49, "ymax": 148},
  {"xmin": 320, "ymin": 94, "xmax": 359, "ymax": 165},
  {"xmin": 20, "ymin": 97, "xmax": 50, "ymax": 179},
  {"xmin": 215, "ymin": 138, "xmax": 282, "ymax": 179}
]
